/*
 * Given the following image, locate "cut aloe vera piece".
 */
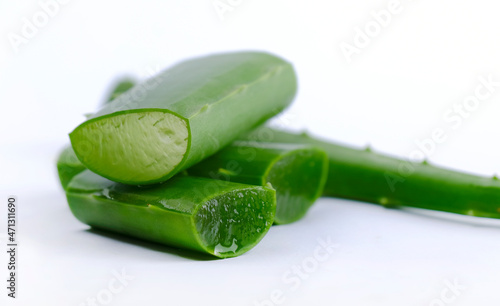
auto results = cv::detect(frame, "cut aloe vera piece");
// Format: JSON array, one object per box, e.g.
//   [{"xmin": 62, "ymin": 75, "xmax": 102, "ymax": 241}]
[
  {"xmin": 70, "ymin": 52, "xmax": 297, "ymax": 185},
  {"xmin": 188, "ymin": 142, "xmax": 328, "ymax": 224},
  {"xmin": 66, "ymin": 170, "xmax": 276, "ymax": 258}
]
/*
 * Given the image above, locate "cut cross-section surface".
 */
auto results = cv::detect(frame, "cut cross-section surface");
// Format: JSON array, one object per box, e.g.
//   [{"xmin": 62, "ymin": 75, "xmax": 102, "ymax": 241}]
[
  {"xmin": 194, "ymin": 188, "xmax": 275, "ymax": 257},
  {"xmin": 70, "ymin": 111, "xmax": 189, "ymax": 184}
]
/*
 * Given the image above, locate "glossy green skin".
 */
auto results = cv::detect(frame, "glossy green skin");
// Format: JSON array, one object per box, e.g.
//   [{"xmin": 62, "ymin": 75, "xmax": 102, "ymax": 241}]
[
  {"xmin": 67, "ymin": 170, "xmax": 276, "ymax": 258},
  {"xmin": 70, "ymin": 52, "xmax": 297, "ymax": 185},
  {"xmin": 243, "ymin": 127, "xmax": 500, "ymax": 219},
  {"xmin": 188, "ymin": 142, "xmax": 328, "ymax": 224}
]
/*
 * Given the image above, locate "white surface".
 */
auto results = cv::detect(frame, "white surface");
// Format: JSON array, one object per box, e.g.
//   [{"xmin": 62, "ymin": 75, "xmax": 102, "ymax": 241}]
[{"xmin": 2, "ymin": 0, "xmax": 500, "ymax": 305}]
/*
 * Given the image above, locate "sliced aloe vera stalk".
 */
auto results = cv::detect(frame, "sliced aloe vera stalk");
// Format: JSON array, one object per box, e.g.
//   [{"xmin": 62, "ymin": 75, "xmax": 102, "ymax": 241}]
[
  {"xmin": 188, "ymin": 142, "xmax": 328, "ymax": 224},
  {"xmin": 70, "ymin": 52, "xmax": 297, "ymax": 185},
  {"xmin": 66, "ymin": 170, "xmax": 276, "ymax": 258}
]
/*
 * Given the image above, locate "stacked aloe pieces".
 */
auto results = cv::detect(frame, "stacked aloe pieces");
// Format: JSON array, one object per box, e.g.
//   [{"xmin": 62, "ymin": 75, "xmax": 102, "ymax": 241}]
[
  {"xmin": 59, "ymin": 52, "xmax": 329, "ymax": 258},
  {"xmin": 59, "ymin": 51, "xmax": 500, "ymax": 259}
]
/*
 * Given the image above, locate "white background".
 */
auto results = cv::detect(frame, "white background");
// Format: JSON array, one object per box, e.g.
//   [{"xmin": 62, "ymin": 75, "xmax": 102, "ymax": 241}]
[{"xmin": 2, "ymin": 0, "xmax": 500, "ymax": 305}]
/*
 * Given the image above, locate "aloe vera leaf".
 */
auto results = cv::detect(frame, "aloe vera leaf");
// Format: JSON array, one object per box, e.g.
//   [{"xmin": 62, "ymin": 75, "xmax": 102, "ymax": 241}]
[
  {"xmin": 66, "ymin": 170, "xmax": 276, "ymax": 258},
  {"xmin": 242, "ymin": 127, "xmax": 500, "ymax": 219},
  {"xmin": 69, "ymin": 52, "xmax": 297, "ymax": 185},
  {"xmin": 188, "ymin": 142, "xmax": 328, "ymax": 224}
]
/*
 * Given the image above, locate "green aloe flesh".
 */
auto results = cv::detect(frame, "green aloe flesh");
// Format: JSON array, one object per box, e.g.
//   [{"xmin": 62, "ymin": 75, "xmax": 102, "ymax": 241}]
[
  {"xmin": 188, "ymin": 142, "xmax": 328, "ymax": 224},
  {"xmin": 70, "ymin": 52, "xmax": 297, "ymax": 185},
  {"xmin": 243, "ymin": 127, "xmax": 500, "ymax": 219},
  {"xmin": 66, "ymin": 170, "xmax": 276, "ymax": 258}
]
